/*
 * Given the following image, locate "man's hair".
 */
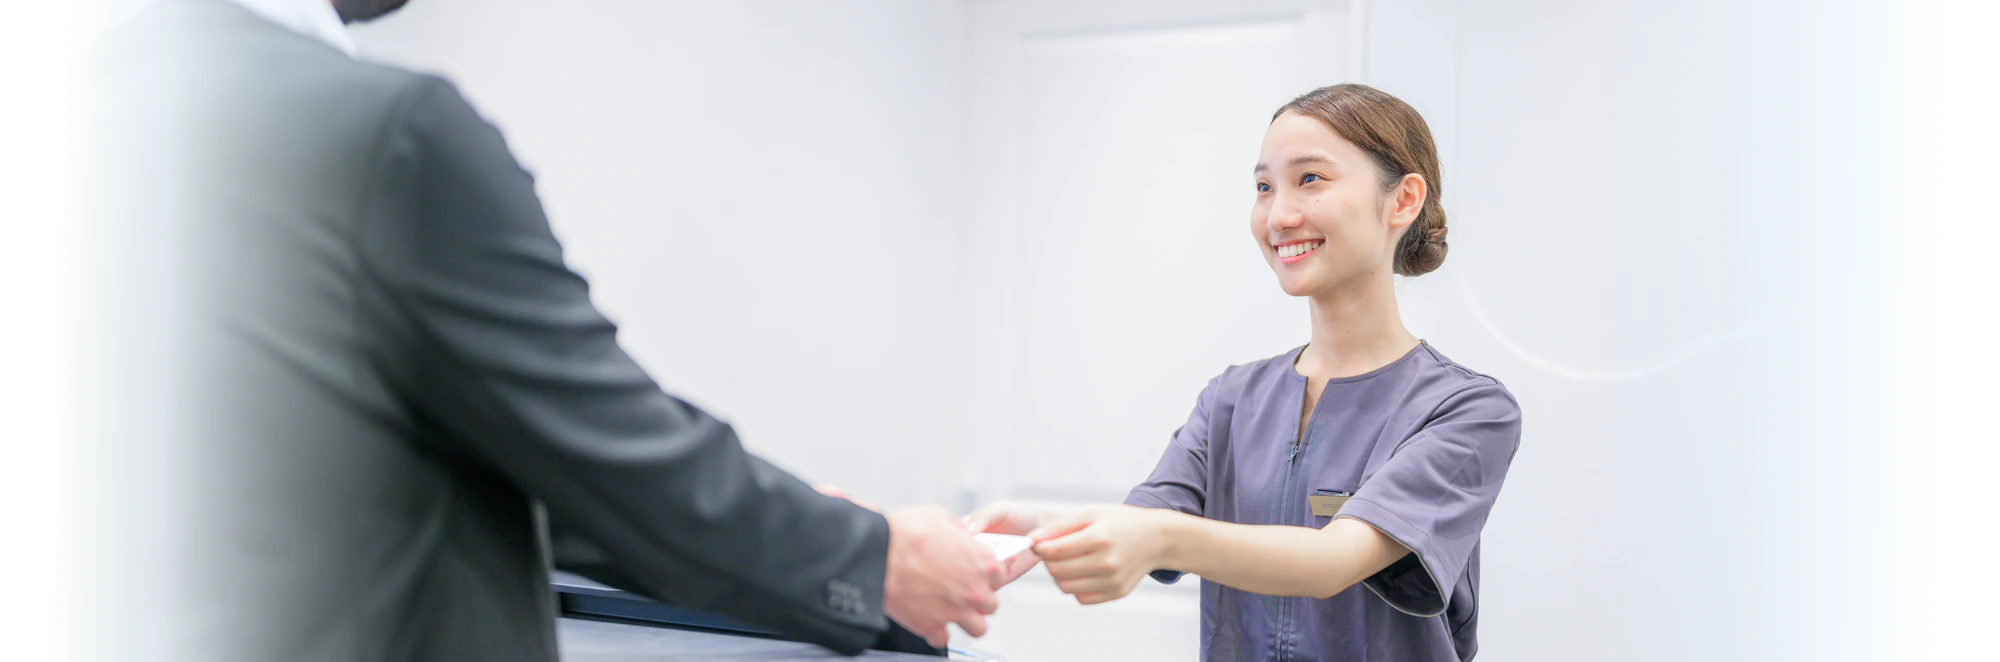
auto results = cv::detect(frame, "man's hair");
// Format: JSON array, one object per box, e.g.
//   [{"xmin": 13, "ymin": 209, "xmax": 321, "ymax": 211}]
[{"xmin": 333, "ymin": 0, "xmax": 411, "ymax": 24}]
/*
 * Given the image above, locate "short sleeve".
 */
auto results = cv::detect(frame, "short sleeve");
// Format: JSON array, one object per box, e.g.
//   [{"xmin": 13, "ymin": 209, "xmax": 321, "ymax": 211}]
[
  {"xmin": 1337, "ymin": 382, "xmax": 1521, "ymax": 616},
  {"xmin": 1125, "ymin": 378, "xmax": 1220, "ymax": 583},
  {"xmin": 1125, "ymin": 377, "xmax": 1219, "ymax": 516}
]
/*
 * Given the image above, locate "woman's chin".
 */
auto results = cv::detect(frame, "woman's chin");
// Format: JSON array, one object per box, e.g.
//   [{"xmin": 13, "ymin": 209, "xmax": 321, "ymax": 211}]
[{"xmin": 1275, "ymin": 277, "xmax": 1319, "ymax": 298}]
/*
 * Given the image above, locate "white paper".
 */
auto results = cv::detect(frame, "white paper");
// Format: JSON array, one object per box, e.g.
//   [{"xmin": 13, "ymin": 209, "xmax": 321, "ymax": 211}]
[{"xmin": 974, "ymin": 533, "xmax": 1035, "ymax": 562}]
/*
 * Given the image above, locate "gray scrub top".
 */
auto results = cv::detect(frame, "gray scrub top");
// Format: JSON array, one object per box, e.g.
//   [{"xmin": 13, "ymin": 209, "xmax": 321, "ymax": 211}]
[{"xmin": 1125, "ymin": 342, "xmax": 1521, "ymax": 662}]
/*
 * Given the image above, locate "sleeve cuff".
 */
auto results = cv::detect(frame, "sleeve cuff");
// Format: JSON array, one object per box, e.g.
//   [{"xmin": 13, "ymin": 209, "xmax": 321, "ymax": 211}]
[
  {"xmin": 1334, "ymin": 501, "xmax": 1449, "ymax": 617},
  {"xmin": 1128, "ymin": 490, "xmax": 1200, "ymax": 584},
  {"xmin": 1124, "ymin": 490, "xmax": 1173, "ymax": 509}
]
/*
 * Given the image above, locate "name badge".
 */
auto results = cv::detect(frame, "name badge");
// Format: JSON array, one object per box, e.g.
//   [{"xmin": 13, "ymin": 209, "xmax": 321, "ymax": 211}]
[{"xmin": 1308, "ymin": 490, "xmax": 1351, "ymax": 517}]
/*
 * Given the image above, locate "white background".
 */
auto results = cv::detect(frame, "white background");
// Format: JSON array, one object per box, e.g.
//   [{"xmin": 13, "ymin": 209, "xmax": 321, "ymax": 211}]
[{"xmin": 8, "ymin": 1, "xmax": 1996, "ymax": 661}]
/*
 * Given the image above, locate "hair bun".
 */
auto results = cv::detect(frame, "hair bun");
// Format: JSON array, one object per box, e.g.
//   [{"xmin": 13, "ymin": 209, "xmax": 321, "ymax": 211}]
[
  {"xmin": 1402, "ymin": 213, "xmax": 1449, "ymax": 276},
  {"xmin": 1276, "ymin": 84, "xmax": 1447, "ymax": 277}
]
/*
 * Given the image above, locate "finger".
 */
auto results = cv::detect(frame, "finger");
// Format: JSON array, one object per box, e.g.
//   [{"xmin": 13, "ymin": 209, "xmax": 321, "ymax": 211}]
[
  {"xmin": 1043, "ymin": 558, "xmax": 1110, "ymax": 580},
  {"xmin": 1000, "ymin": 552, "xmax": 1040, "ymax": 584},
  {"xmin": 970, "ymin": 587, "xmax": 999, "ymax": 614},
  {"xmin": 982, "ymin": 521, "xmax": 1023, "ymax": 535},
  {"xmin": 969, "ymin": 508, "xmax": 1035, "ymax": 535},
  {"xmin": 1076, "ymin": 592, "xmax": 1117, "ymax": 605},
  {"xmin": 1041, "ymin": 559, "xmax": 1071, "ymax": 580},
  {"xmin": 914, "ymin": 621, "xmax": 949, "ymax": 648},
  {"xmin": 956, "ymin": 612, "xmax": 989, "ymax": 639},
  {"xmin": 1064, "ymin": 577, "xmax": 1116, "ymax": 596},
  {"xmin": 1026, "ymin": 511, "xmax": 1093, "ymax": 542},
  {"xmin": 1053, "ymin": 569, "xmax": 1116, "ymax": 590},
  {"xmin": 962, "ymin": 506, "xmax": 993, "ymax": 531},
  {"xmin": 1054, "ymin": 577, "xmax": 1103, "ymax": 596},
  {"xmin": 1032, "ymin": 533, "xmax": 1098, "ymax": 562}
]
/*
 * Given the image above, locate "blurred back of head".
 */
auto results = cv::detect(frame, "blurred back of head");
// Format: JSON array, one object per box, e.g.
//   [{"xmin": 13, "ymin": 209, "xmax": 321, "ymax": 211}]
[{"xmin": 332, "ymin": 0, "xmax": 410, "ymax": 24}]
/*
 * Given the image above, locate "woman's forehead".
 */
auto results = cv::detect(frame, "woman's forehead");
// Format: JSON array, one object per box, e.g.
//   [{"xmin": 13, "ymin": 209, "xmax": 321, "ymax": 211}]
[{"xmin": 1259, "ymin": 114, "xmax": 1360, "ymax": 167}]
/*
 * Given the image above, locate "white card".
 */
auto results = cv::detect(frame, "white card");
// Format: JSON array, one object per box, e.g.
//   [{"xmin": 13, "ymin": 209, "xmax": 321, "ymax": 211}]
[{"xmin": 975, "ymin": 533, "xmax": 1035, "ymax": 561}]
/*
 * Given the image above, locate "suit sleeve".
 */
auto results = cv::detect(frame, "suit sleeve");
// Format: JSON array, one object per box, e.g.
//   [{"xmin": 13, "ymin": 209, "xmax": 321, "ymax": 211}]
[{"xmin": 351, "ymin": 75, "xmax": 889, "ymax": 654}]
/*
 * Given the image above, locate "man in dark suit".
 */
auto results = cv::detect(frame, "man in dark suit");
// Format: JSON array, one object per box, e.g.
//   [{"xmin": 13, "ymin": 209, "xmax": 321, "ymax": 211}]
[{"xmin": 77, "ymin": 1, "xmax": 1001, "ymax": 659}]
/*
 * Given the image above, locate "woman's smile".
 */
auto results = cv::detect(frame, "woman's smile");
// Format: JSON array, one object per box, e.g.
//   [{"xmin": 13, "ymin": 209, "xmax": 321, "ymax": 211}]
[{"xmin": 1275, "ymin": 239, "xmax": 1324, "ymax": 264}]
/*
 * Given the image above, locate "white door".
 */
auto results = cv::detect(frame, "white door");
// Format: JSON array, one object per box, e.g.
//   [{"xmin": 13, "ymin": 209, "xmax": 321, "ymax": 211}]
[{"xmin": 955, "ymin": 2, "xmax": 1362, "ymax": 659}]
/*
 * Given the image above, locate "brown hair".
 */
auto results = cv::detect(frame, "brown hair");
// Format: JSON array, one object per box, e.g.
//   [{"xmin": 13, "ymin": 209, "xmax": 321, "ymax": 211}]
[{"xmin": 1273, "ymin": 84, "xmax": 1448, "ymax": 276}]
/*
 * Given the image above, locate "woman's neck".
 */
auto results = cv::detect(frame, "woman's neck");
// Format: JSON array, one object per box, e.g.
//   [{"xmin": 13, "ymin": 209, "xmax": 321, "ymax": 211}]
[{"xmin": 1298, "ymin": 275, "xmax": 1421, "ymax": 379}]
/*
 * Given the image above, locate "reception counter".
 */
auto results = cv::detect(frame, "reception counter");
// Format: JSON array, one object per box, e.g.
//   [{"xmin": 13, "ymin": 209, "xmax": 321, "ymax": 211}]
[
  {"xmin": 553, "ymin": 572, "xmax": 1001, "ymax": 661},
  {"xmin": 558, "ymin": 617, "xmax": 946, "ymax": 662}
]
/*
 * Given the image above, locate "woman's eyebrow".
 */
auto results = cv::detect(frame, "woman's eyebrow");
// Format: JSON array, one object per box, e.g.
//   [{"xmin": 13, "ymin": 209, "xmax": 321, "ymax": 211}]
[{"xmin": 1253, "ymin": 155, "xmax": 1336, "ymax": 175}]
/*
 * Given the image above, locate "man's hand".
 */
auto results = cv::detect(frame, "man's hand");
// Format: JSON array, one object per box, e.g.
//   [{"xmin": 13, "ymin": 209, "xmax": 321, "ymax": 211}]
[
  {"xmin": 1029, "ymin": 505, "xmax": 1174, "ymax": 605},
  {"xmin": 883, "ymin": 506, "xmax": 1004, "ymax": 647},
  {"xmin": 965, "ymin": 501, "xmax": 1050, "ymax": 586},
  {"xmin": 963, "ymin": 500, "xmax": 1048, "ymax": 536}
]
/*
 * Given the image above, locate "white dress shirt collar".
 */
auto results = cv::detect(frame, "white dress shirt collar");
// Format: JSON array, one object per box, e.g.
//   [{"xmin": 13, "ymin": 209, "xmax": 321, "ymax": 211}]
[{"xmin": 223, "ymin": 0, "xmax": 357, "ymax": 57}]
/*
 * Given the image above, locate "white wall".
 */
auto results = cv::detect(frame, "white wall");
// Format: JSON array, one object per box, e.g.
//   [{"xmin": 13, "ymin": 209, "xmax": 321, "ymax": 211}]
[
  {"xmin": 346, "ymin": 1, "xmax": 1976, "ymax": 661},
  {"xmin": 1372, "ymin": 2, "xmax": 1923, "ymax": 661}
]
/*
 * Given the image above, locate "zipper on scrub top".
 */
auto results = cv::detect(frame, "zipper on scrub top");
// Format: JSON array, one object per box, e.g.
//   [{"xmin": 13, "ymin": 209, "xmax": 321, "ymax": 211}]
[
  {"xmin": 1278, "ymin": 421, "xmax": 1310, "ymax": 661},
  {"xmin": 1277, "ymin": 379, "xmax": 1327, "ymax": 662}
]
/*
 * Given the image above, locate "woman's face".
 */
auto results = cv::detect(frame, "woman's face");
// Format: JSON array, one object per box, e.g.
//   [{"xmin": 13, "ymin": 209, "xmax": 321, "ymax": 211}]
[{"xmin": 1251, "ymin": 112, "xmax": 1418, "ymax": 298}]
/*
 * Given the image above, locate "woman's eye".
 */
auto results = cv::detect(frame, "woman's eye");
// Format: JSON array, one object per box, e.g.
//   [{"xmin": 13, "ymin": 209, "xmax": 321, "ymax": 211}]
[
  {"xmin": 1301, "ymin": 173, "xmax": 1322, "ymax": 184},
  {"xmin": 1256, "ymin": 182, "xmax": 1272, "ymax": 193}
]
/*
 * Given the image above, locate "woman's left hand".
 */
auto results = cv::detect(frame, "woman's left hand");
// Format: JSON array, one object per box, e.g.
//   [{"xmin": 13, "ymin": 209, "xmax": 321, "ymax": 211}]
[{"xmin": 1029, "ymin": 505, "xmax": 1174, "ymax": 605}]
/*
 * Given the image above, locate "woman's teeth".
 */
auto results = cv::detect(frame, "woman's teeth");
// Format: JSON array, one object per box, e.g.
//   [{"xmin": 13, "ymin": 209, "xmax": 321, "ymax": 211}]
[{"xmin": 1277, "ymin": 241, "xmax": 1322, "ymax": 258}]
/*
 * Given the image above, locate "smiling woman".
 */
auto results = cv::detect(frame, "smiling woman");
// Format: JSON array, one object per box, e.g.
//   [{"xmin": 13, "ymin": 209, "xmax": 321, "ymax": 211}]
[
  {"xmin": 969, "ymin": 84, "xmax": 1520, "ymax": 662},
  {"xmin": 1270, "ymin": 85, "xmax": 1450, "ymax": 277}
]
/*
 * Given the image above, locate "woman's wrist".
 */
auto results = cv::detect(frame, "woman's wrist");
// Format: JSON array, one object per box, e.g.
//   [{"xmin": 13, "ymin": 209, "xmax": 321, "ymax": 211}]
[{"xmin": 1148, "ymin": 508, "xmax": 1197, "ymax": 573}]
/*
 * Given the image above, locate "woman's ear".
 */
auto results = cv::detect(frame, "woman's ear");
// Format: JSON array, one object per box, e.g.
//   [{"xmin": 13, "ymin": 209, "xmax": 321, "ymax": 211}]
[{"xmin": 1385, "ymin": 173, "xmax": 1427, "ymax": 231}]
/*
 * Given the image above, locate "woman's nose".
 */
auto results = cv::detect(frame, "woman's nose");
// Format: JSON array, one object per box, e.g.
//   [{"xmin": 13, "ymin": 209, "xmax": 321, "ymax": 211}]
[{"xmin": 1266, "ymin": 200, "xmax": 1306, "ymax": 231}]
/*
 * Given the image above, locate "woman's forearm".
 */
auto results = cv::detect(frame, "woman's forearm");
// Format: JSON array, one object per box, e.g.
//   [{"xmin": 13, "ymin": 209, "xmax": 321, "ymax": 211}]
[{"xmin": 1157, "ymin": 512, "xmax": 1411, "ymax": 599}]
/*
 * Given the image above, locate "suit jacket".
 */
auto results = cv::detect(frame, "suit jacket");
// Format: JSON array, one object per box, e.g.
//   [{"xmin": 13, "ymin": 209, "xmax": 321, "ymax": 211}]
[{"xmin": 80, "ymin": 1, "xmax": 892, "ymax": 659}]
